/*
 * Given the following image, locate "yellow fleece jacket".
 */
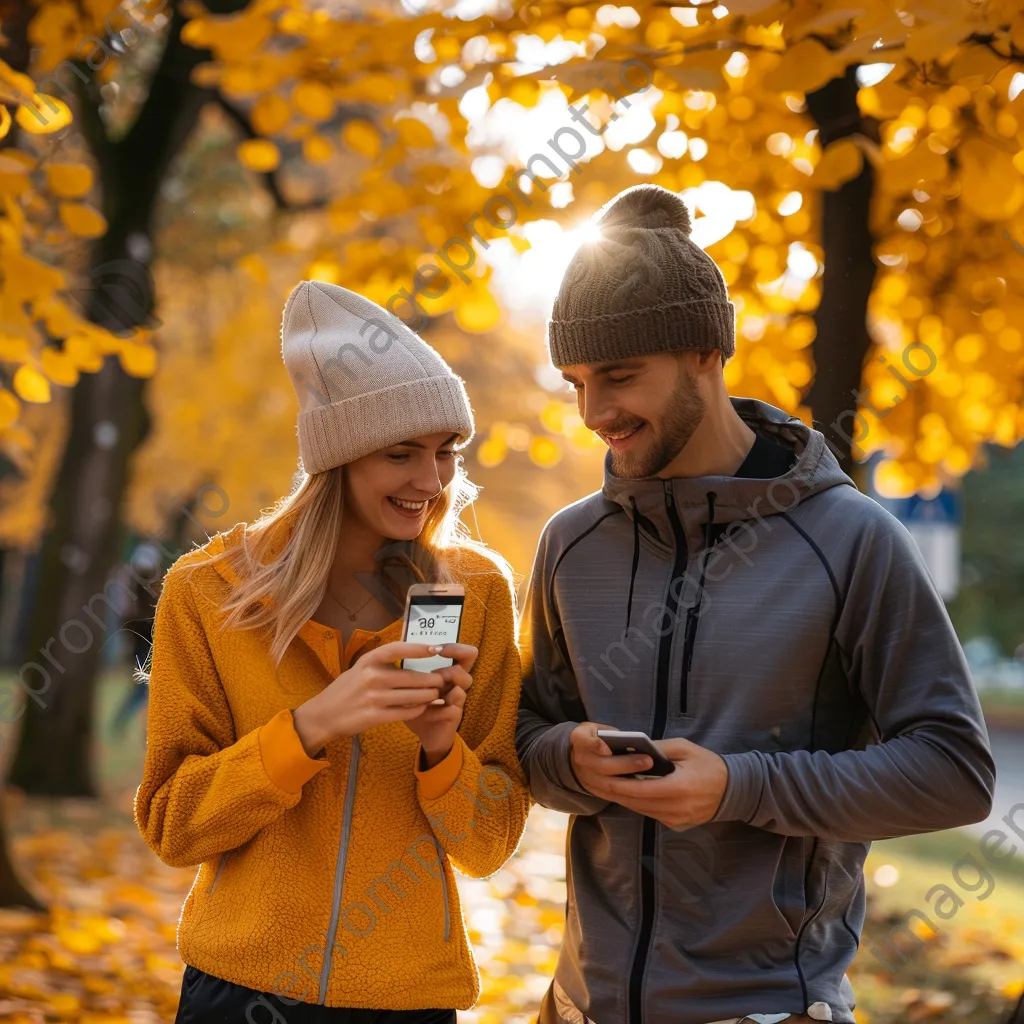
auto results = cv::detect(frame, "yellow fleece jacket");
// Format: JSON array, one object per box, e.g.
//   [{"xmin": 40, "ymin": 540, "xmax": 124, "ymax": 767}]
[{"xmin": 134, "ymin": 521, "xmax": 531, "ymax": 1010}]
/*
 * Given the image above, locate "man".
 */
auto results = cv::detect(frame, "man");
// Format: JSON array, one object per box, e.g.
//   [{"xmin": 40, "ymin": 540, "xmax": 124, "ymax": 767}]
[{"xmin": 515, "ymin": 184, "xmax": 995, "ymax": 1024}]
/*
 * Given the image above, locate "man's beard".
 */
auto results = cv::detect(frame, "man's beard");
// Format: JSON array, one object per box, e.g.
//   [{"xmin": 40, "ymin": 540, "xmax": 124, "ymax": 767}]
[{"xmin": 609, "ymin": 367, "xmax": 706, "ymax": 479}]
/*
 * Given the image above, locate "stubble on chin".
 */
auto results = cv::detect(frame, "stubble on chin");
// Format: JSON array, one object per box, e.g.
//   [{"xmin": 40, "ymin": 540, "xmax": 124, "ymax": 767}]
[{"xmin": 609, "ymin": 434, "xmax": 666, "ymax": 480}]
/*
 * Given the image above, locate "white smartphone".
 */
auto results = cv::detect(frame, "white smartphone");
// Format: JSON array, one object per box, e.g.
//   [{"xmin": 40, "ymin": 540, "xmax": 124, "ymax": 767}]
[
  {"xmin": 596, "ymin": 730, "xmax": 676, "ymax": 779},
  {"xmin": 401, "ymin": 584, "xmax": 466, "ymax": 703}
]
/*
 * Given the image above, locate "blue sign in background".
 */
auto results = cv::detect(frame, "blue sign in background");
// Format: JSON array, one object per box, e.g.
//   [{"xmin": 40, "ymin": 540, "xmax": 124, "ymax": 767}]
[{"xmin": 888, "ymin": 489, "xmax": 963, "ymax": 527}]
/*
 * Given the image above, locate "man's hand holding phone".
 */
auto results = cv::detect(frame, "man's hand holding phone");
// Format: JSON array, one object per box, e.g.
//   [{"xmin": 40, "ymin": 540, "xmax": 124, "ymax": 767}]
[
  {"xmin": 569, "ymin": 723, "xmax": 729, "ymax": 832},
  {"xmin": 569, "ymin": 723, "xmax": 657, "ymax": 795}
]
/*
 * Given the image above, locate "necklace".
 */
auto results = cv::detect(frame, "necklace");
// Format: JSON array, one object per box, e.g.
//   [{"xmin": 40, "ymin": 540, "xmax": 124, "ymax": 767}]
[{"xmin": 326, "ymin": 582, "xmax": 375, "ymax": 621}]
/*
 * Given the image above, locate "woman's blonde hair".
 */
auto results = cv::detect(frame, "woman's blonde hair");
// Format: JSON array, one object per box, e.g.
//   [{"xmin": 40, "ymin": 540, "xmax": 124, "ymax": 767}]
[{"xmin": 163, "ymin": 453, "xmax": 503, "ymax": 671}]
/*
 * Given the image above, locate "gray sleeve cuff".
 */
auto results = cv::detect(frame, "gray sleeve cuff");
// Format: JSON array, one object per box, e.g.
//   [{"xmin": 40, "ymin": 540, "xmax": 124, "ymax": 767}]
[
  {"xmin": 710, "ymin": 751, "xmax": 764, "ymax": 824},
  {"xmin": 547, "ymin": 720, "xmax": 592, "ymax": 795}
]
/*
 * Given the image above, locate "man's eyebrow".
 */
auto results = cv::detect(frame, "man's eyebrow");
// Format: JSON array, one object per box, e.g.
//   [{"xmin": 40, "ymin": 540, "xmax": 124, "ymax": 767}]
[{"xmin": 595, "ymin": 361, "xmax": 644, "ymax": 375}]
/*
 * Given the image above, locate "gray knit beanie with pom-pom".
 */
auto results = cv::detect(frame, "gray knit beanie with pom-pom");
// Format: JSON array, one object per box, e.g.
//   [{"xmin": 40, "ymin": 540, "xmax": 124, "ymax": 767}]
[{"xmin": 547, "ymin": 184, "xmax": 736, "ymax": 367}]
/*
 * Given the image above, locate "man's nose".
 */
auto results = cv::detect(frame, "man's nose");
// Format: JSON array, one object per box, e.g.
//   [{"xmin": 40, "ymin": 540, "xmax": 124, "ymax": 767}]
[{"xmin": 580, "ymin": 387, "xmax": 615, "ymax": 434}]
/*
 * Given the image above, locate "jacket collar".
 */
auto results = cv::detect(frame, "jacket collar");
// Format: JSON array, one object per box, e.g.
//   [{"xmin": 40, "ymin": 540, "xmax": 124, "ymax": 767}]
[{"xmin": 601, "ymin": 396, "xmax": 853, "ymax": 555}]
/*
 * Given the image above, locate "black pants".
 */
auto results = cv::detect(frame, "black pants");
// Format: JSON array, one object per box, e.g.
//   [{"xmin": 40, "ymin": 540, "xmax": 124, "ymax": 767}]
[{"xmin": 175, "ymin": 965, "xmax": 457, "ymax": 1024}]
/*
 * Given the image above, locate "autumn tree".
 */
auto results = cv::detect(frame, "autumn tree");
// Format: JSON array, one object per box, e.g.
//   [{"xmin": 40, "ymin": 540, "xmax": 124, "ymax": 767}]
[{"xmin": 0, "ymin": 0, "xmax": 1022, "ymax": 815}]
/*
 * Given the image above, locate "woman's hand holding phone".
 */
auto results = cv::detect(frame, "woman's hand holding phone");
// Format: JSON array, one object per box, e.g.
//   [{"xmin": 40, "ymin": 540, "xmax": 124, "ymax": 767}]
[
  {"xmin": 402, "ymin": 641, "xmax": 479, "ymax": 768},
  {"xmin": 292, "ymin": 641, "xmax": 465, "ymax": 758}
]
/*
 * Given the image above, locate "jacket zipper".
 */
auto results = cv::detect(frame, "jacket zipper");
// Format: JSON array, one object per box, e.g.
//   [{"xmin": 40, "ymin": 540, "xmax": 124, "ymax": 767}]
[
  {"xmin": 317, "ymin": 735, "xmax": 361, "ymax": 1004},
  {"xmin": 627, "ymin": 481, "xmax": 687, "ymax": 1024},
  {"xmin": 434, "ymin": 836, "xmax": 451, "ymax": 942}
]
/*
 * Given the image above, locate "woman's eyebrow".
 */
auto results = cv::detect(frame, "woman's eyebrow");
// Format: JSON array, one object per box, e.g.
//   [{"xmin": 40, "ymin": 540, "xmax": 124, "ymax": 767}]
[{"xmin": 394, "ymin": 433, "xmax": 459, "ymax": 449}]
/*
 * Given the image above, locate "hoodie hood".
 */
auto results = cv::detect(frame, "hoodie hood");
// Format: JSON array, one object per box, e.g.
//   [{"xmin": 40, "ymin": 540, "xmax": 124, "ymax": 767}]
[
  {"xmin": 600, "ymin": 396, "xmax": 855, "ymax": 633},
  {"xmin": 602, "ymin": 396, "xmax": 854, "ymax": 555}
]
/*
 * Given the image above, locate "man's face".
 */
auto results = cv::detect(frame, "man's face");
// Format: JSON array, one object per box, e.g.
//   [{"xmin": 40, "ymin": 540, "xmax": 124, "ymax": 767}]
[{"xmin": 561, "ymin": 352, "xmax": 708, "ymax": 479}]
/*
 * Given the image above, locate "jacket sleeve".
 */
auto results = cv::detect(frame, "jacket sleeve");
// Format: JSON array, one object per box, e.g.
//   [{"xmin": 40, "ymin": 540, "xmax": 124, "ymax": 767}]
[
  {"xmin": 712, "ymin": 510, "xmax": 995, "ymax": 841},
  {"xmin": 135, "ymin": 564, "xmax": 328, "ymax": 868},
  {"xmin": 414, "ymin": 568, "xmax": 532, "ymax": 879},
  {"xmin": 515, "ymin": 525, "xmax": 610, "ymax": 816}
]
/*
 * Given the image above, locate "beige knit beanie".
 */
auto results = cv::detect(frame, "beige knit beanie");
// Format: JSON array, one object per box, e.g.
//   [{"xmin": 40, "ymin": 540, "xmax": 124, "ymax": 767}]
[
  {"xmin": 280, "ymin": 280, "xmax": 474, "ymax": 474},
  {"xmin": 547, "ymin": 184, "xmax": 736, "ymax": 367}
]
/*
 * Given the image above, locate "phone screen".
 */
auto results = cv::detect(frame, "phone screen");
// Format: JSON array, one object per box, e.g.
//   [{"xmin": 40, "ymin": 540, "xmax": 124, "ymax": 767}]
[{"xmin": 401, "ymin": 595, "xmax": 465, "ymax": 672}]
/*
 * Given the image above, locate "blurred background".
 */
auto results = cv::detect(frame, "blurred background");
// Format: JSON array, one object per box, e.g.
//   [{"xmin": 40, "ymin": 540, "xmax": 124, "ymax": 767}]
[{"xmin": 1, "ymin": 0, "xmax": 1023, "ymax": 1021}]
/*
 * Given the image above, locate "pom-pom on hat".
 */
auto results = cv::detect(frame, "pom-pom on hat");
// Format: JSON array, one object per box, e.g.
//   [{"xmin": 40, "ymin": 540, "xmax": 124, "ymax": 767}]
[
  {"xmin": 280, "ymin": 280, "xmax": 475, "ymax": 474},
  {"xmin": 546, "ymin": 184, "xmax": 736, "ymax": 368}
]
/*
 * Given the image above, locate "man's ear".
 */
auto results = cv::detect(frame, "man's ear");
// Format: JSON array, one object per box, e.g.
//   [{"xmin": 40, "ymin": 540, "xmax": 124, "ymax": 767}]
[{"xmin": 692, "ymin": 349, "xmax": 722, "ymax": 374}]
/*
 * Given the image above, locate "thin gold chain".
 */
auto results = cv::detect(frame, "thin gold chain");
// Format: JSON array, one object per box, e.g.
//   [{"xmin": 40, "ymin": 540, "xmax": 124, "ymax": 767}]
[{"xmin": 326, "ymin": 582, "xmax": 374, "ymax": 620}]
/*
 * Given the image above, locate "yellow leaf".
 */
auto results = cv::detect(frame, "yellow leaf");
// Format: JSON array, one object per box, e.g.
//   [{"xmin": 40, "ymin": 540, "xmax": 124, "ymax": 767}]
[
  {"xmin": 0, "ymin": 147, "xmax": 34, "ymax": 174},
  {"xmin": 812, "ymin": 138, "xmax": 863, "ymax": 190},
  {"xmin": 45, "ymin": 163, "xmax": 94, "ymax": 198},
  {"xmin": 292, "ymin": 80, "xmax": 334, "ymax": 121},
  {"xmin": 455, "ymin": 289, "xmax": 500, "ymax": 333},
  {"xmin": 237, "ymin": 138, "xmax": 280, "ymax": 172},
  {"xmin": 0, "ymin": 60, "xmax": 36, "ymax": 104},
  {"xmin": 0, "ymin": 389, "xmax": 19, "ymax": 428},
  {"xmin": 64, "ymin": 333, "xmax": 103, "ymax": 372},
  {"xmin": 0, "ymin": 104, "xmax": 10, "ymax": 140},
  {"xmin": 341, "ymin": 119, "xmax": 382, "ymax": 158},
  {"xmin": 303, "ymin": 134, "xmax": 333, "ymax": 163},
  {"xmin": 59, "ymin": 202, "xmax": 108, "ymax": 238},
  {"xmin": 883, "ymin": 143, "xmax": 947, "ymax": 194},
  {"xmin": 959, "ymin": 137, "xmax": 1024, "ymax": 220},
  {"xmin": 118, "ymin": 342, "xmax": 157, "ymax": 378},
  {"xmin": 762, "ymin": 39, "xmax": 839, "ymax": 94},
  {"xmin": 40, "ymin": 347, "xmax": 80, "ymax": 387},
  {"xmin": 660, "ymin": 50, "xmax": 733, "ymax": 93},
  {"xmin": 949, "ymin": 43, "xmax": 1009, "ymax": 88},
  {"xmin": 251, "ymin": 93, "xmax": 290, "ymax": 135},
  {"xmin": 13, "ymin": 364, "xmax": 51, "ymax": 402},
  {"xmin": 395, "ymin": 117, "xmax": 435, "ymax": 148},
  {"xmin": 0, "ymin": 333, "xmax": 30, "ymax": 361},
  {"xmin": 16, "ymin": 94, "xmax": 72, "ymax": 134},
  {"xmin": 905, "ymin": 19, "xmax": 973, "ymax": 63}
]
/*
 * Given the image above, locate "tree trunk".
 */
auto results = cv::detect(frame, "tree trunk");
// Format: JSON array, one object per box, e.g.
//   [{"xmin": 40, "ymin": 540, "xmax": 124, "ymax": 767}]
[
  {"xmin": 7, "ymin": 3, "xmax": 243, "ymax": 796},
  {"xmin": 0, "ymin": 791, "xmax": 44, "ymax": 910},
  {"xmin": 805, "ymin": 66, "xmax": 879, "ymax": 490},
  {"xmin": 0, "ymin": 0, "xmax": 49, "ymax": 908}
]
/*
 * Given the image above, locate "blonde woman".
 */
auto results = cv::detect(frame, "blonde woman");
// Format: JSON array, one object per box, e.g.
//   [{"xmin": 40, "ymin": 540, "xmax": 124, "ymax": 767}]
[{"xmin": 136, "ymin": 281, "xmax": 530, "ymax": 1024}]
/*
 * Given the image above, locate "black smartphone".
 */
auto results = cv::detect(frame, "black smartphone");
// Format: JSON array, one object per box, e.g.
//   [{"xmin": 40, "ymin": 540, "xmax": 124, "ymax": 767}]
[{"xmin": 596, "ymin": 730, "xmax": 676, "ymax": 779}]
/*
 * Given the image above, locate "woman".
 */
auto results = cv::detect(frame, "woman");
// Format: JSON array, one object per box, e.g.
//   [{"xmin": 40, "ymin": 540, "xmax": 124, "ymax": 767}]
[{"xmin": 136, "ymin": 280, "xmax": 531, "ymax": 1024}]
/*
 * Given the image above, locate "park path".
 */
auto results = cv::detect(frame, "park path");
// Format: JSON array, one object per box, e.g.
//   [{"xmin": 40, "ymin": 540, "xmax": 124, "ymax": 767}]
[{"xmin": 965, "ymin": 727, "xmax": 1024, "ymax": 838}]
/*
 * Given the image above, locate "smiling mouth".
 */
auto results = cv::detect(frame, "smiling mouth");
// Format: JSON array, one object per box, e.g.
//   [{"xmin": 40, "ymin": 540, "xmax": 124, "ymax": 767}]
[
  {"xmin": 388, "ymin": 496, "xmax": 429, "ymax": 514},
  {"xmin": 601, "ymin": 423, "xmax": 645, "ymax": 447}
]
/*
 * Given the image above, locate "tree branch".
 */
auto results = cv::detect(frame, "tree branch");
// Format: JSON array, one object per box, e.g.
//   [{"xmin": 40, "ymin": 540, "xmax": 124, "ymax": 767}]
[
  {"xmin": 215, "ymin": 94, "xmax": 329, "ymax": 212},
  {"xmin": 214, "ymin": 95, "xmax": 290, "ymax": 210}
]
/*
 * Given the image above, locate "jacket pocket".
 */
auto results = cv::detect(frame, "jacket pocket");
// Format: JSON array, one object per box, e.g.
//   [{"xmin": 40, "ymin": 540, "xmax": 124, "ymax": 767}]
[
  {"xmin": 771, "ymin": 836, "xmax": 809, "ymax": 941},
  {"xmin": 208, "ymin": 851, "xmax": 232, "ymax": 895}
]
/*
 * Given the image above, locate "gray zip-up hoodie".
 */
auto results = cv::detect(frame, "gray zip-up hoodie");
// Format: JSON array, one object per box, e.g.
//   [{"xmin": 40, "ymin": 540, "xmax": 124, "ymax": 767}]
[{"xmin": 516, "ymin": 397, "xmax": 995, "ymax": 1024}]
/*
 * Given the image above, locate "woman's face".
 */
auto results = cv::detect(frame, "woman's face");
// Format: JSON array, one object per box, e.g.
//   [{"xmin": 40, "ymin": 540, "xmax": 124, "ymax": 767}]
[{"xmin": 343, "ymin": 431, "xmax": 460, "ymax": 541}]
